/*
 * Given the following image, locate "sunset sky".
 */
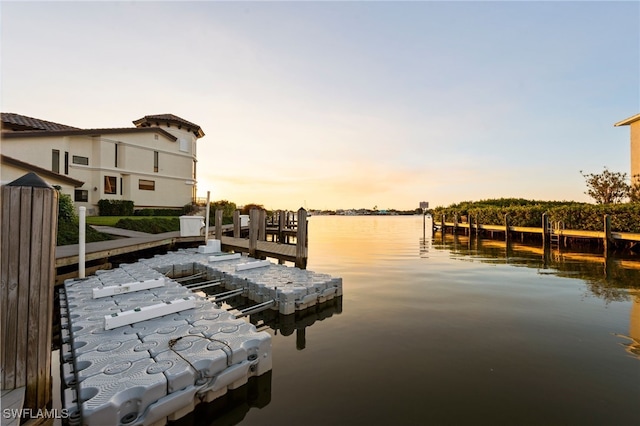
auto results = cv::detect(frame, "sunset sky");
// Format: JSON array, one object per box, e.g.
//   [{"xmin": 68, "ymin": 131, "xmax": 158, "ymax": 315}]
[{"xmin": 2, "ymin": 1, "xmax": 638, "ymax": 211}]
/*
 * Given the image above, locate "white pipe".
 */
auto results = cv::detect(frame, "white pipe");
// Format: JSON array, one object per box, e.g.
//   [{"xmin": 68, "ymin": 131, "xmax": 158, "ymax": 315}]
[
  {"xmin": 204, "ymin": 190, "xmax": 211, "ymax": 243},
  {"xmin": 79, "ymin": 206, "xmax": 86, "ymax": 278}
]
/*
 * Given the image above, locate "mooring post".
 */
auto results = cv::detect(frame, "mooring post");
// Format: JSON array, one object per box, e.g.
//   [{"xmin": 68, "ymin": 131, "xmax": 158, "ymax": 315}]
[
  {"xmin": 542, "ymin": 213, "xmax": 549, "ymax": 248},
  {"xmin": 295, "ymin": 208, "xmax": 308, "ymax": 269},
  {"xmin": 278, "ymin": 210, "xmax": 285, "ymax": 243},
  {"xmin": 441, "ymin": 214, "xmax": 445, "ymax": 235},
  {"xmin": 505, "ymin": 214, "xmax": 511, "ymax": 244},
  {"xmin": 468, "ymin": 215, "xmax": 474, "ymax": 239},
  {"xmin": 1, "ymin": 173, "xmax": 57, "ymax": 412},
  {"xmin": 604, "ymin": 214, "xmax": 611, "ymax": 257},
  {"xmin": 258, "ymin": 209, "xmax": 266, "ymax": 241},
  {"xmin": 233, "ymin": 210, "xmax": 240, "ymax": 238},
  {"xmin": 79, "ymin": 206, "xmax": 86, "ymax": 278},
  {"xmin": 215, "ymin": 209, "xmax": 223, "ymax": 240},
  {"xmin": 204, "ymin": 191, "xmax": 211, "ymax": 243},
  {"xmin": 249, "ymin": 209, "xmax": 259, "ymax": 257},
  {"xmin": 453, "ymin": 214, "xmax": 458, "ymax": 235}
]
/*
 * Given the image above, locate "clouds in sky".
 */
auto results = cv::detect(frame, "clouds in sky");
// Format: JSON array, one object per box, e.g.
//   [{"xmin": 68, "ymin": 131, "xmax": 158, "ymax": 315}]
[{"xmin": 2, "ymin": 1, "xmax": 638, "ymax": 209}]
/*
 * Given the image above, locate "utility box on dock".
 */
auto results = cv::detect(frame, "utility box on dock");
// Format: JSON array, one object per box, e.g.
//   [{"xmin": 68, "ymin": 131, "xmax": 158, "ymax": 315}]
[{"xmin": 179, "ymin": 215, "xmax": 205, "ymax": 237}]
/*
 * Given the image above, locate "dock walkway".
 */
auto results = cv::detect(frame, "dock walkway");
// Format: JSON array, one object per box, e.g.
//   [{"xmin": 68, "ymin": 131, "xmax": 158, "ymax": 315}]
[{"xmin": 55, "ymin": 224, "xmax": 299, "ymax": 282}]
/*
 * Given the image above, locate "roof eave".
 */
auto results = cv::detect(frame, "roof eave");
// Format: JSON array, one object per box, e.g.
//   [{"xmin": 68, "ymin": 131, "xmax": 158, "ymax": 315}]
[
  {"xmin": 614, "ymin": 113, "xmax": 640, "ymax": 127},
  {"xmin": 1, "ymin": 154, "xmax": 85, "ymax": 187},
  {"xmin": 1, "ymin": 127, "xmax": 178, "ymax": 141}
]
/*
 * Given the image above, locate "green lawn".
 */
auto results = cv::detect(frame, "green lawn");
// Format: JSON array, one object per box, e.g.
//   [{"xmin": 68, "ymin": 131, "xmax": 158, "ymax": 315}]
[{"xmin": 86, "ymin": 216, "xmax": 179, "ymax": 226}]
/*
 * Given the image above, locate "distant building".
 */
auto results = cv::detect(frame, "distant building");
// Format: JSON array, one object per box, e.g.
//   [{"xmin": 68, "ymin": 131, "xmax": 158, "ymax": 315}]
[
  {"xmin": 614, "ymin": 113, "xmax": 640, "ymax": 182},
  {"xmin": 1, "ymin": 113, "xmax": 204, "ymax": 214}
]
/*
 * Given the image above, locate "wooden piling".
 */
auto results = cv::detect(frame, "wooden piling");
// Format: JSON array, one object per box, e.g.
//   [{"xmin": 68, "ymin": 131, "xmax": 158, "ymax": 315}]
[
  {"xmin": 295, "ymin": 208, "xmax": 308, "ymax": 269},
  {"xmin": 276, "ymin": 210, "xmax": 284, "ymax": 243},
  {"xmin": 258, "ymin": 209, "xmax": 266, "ymax": 241},
  {"xmin": 233, "ymin": 210, "xmax": 240, "ymax": 238},
  {"xmin": 249, "ymin": 209, "xmax": 259, "ymax": 257},
  {"xmin": 604, "ymin": 214, "xmax": 611, "ymax": 256},
  {"xmin": 505, "ymin": 214, "xmax": 511, "ymax": 244},
  {"xmin": 542, "ymin": 213, "xmax": 549, "ymax": 247},
  {"xmin": 1, "ymin": 173, "xmax": 57, "ymax": 412},
  {"xmin": 215, "ymin": 209, "xmax": 223, "ymax": 240}
]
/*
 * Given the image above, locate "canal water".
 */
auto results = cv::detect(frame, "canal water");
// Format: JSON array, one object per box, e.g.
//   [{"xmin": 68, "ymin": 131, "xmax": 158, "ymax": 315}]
[
  {"xmin": 209, "ymin": 215, "xmax": 638, "ymax": 425},
  {"xmin": 54, "ymin": 215, "xmax": 638, "ymax": 425}
]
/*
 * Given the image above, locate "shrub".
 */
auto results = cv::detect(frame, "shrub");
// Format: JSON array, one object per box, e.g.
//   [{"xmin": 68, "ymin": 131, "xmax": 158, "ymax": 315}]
[
  {"xmin": 98, "ymin": 199, "xmax": 134, "ymax": 216},
  {"xmin": 115, "ymin": 218, "xmax": 180, "ymax": 234},
  {"xmin": 134, "ymin": 208, "xmax": 183, "ymax": 217}
]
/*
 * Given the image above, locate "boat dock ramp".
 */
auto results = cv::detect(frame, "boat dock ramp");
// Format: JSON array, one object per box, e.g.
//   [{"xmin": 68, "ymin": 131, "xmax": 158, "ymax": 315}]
[{"xmin": 59, "ymin": 245, "xmax": 342, "ymax": 425}]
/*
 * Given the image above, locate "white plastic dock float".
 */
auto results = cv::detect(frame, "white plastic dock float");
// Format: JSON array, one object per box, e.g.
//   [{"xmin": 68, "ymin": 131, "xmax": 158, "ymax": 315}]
[
  {"xmin": 209, "ymin": 253, "xmax": 241, "ymax": 262},
  {"xmin": 92, "ymin": 277, "xmax": 166, "ymax": 298},
  {"xmin": 104, "ymin": 297, "xmax": 196, "ymax": 330},
  {"xmin": 235, "ymin": 260, "xmax": 271, "ymax": 271}
]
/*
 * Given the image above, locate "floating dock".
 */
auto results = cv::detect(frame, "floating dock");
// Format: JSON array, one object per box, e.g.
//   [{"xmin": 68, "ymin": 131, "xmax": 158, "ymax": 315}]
[{"xmin": 59, "ymin": 246, "xmax": 342, "ymax": 425}]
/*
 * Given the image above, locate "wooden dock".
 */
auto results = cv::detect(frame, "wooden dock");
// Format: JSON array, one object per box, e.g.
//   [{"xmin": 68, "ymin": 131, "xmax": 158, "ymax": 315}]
[
  {"xmin": 55, "ymin": 208, "xmax": 309, "ymax": 283},
  {"xmin": 435, "ymin": 212, "xmax": 640, "ymax": 256}
]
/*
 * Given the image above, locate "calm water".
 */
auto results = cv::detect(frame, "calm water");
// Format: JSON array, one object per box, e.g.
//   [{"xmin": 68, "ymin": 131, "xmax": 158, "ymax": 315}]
[
  {"xmin": 184, "ymin": 216, "xmax": 639, "ymax": 425},
  {"xmin": 54, "ymin": 216, "xmax": 640, "ymax": 426}
]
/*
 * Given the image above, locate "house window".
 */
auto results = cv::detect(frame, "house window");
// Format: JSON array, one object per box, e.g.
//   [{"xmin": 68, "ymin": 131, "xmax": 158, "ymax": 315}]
[
  {"xmin": 139, "ymin": 179, "xmax": 155, "ymax": 191},
  {"xmin": 179, "ymin": 138, "xmax": 189, "ymax": 152},
  {"xmin": 104, "ymin": 176, "xmax": 116, "ymax": 194},
  {"xmin": 154, "ymin": 151, "xmax": 159, "ymax": 173},
  {"xmin": 115, "ymin": 144, "xmax": 119, "ymax": 168},
  {"xmin": 120, "ymin": 177, "xmax": 123, "ymax": 195},
  {"xmin": 52, "ymin": 150, "xmax": 60, "ymax": 173},
  {"xmin": 72, "ymin": 155, "xmax": 89, "ymax": 165},
  {"xmin": 64, "ymin": 152, "xmax": 69, "ymax": 175},
  {"xmin": 193, "ymin": 160, "xmax": 196, "ymax": 179},
  {"xmin": 74, "ymin": 190, "xmax": 88, "ymax": 202}
]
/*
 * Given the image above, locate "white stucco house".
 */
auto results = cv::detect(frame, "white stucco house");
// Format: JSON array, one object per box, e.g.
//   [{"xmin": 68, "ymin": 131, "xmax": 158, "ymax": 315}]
[
  {"xmin": 1, "ymin": 113, "xmax": 204, "ymax": 214},
  {"xmin": 614, "ymin": 113, "xmax": 640, "ymax": 183}
]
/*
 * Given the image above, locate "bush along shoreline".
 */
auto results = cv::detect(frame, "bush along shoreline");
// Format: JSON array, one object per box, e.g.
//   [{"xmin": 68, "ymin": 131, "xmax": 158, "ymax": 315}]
[{"xmin": 431, "ymin": 199, "xmax": 640, "ymax": 233}]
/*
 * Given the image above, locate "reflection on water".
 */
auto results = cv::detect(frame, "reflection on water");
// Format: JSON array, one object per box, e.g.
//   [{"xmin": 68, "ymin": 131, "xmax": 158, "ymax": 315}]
[
  {"xmin": 432, "ymin": 228, "xmax": 640, "ymax": 361},
  {"xmin": 248, "ymin": 297, "xmax": 343, "ymax": 350},
  {"xmin": 432, "ymin": 230, "xmax": 640, "ymax": 302}
]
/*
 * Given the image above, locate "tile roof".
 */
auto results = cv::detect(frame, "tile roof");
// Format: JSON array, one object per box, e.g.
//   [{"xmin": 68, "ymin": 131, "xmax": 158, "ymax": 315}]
[
  {"xmin": 133, "ymin": 114, "xmax": 205, "ymax": 138},
  {"xmin": 1, "ymin": 112, "xmax": 80, "ymax": 132}
]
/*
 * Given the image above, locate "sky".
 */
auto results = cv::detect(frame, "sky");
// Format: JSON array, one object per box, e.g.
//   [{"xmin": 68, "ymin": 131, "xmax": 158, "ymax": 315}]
[{"xmin": 1, "ymin": 1, "xmax": 639, "ymax": 211}]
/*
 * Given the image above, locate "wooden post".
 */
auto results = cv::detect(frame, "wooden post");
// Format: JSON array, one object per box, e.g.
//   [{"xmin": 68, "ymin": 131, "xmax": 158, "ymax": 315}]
[
  {"xmin": 1, "ymin": 173, "xmax": 57, "ymax": 412},
  {"xmin": 215, "ymin": 209, "xmax": 223, "ymax": 240},
  {"xmin": 468, "ymin": 215, "xmax": 473, "ymax": 239},
  {"xmin": 258, "ymin": 209, "xmax": 266, "ymax": 241},
  {"xmin": 441, "ymin": 214, "xmax": 445, "ymax": 235},
  {"xmin": 542, "ymin": 213, "xmax": 549, "ymax": 248},
  {"xmin": 604, "ymin": 214, "xmax": 611, "ymax": 256},
  {"xmin": 475, "ymin": 215, "xmax": 479, "ymax": 237},
  {"xmin": 278, "ymin": 210, "xmax": 285, "ymax": 243},
  {"xmin": 233, "ymin": 210, "xmax": 240, "ymax": 238},
  {"xmin": 249, "ymin": 209, "xmax": 259, "ymax": 257},
  {"xmin": 505, "ymin": 214, "xmax": 511, "ymax": 244},
  {"xmin": 295, "ymin": 208, "xmax": 308, "ymax": 269},
  {"xmin": 453, "ymin": 214, "xmax": 458, "ymax": 235}
]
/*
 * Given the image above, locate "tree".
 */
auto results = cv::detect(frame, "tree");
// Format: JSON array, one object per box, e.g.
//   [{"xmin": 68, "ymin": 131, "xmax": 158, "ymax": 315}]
[
  {"xmin": 209, "ymin": 200, "xmax": 237, "ymax": 218},
  {"xmin": 240, "ymin": 203, "xmax": 266, "ymax": 215},
  {"xmin": 629, "ymin": 174, "xmax": 640, "ymax": 203},
  {"xmin": 581, "ymin": 167, "xmax": 630, "ymax": 204}
]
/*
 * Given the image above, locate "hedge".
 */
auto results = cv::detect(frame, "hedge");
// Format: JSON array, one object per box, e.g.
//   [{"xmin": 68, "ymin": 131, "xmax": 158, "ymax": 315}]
[
  {"xmin": 98, "ymin": 199, "xmax": 134, "ymax": 216},
  {"xmin": 115, "ymin": 217, "xmax": 180, "ymax": 234},
  {"xmin": 432, "ymin": 200, "xmax": 640, "ymax": 233}
]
